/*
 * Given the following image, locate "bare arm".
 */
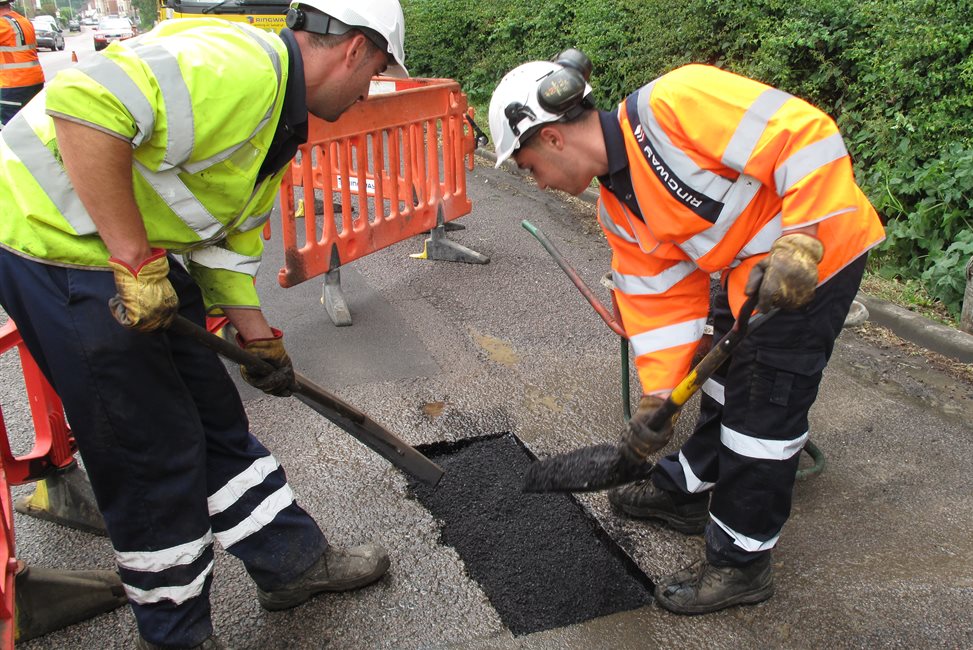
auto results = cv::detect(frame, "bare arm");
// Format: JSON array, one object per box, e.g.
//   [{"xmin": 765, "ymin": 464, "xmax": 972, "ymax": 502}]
[
  {"xmin": 223, "ymin": 307, "xmax": 274, "ymax": 341},
  {"xmin": 52, "ymin": 117, "xmax": 152, "ymax": 268}
]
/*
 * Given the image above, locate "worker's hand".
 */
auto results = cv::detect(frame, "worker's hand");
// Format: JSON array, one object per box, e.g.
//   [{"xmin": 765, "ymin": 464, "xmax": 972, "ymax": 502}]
[
  {"xmin": 621, "ymin": 394, "xmax": 679, "ymax": 462},
  {"xmin": 237, "ymin": 329, "xmax": 295, "ymax": 397},
  {"xmin": 108, "ymin": 249, "xmax": 179, "ymax": 332},
  {"xmin": 745, "ymin": 233, "xmax": 824, "ymax": 313}
]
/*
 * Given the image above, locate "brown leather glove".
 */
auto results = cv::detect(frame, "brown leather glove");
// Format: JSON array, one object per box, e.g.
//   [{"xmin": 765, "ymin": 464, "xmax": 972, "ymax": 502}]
[
  {"xmin": 620, "ymin": 394, "xmax": 679, "ymax": 462},
  {"xmin": 745, "ymin": 233, "xmax": 824, "ymax": 313},
  {"xmin": 237, "ymin": 329, "xmax": 295, "ymax": 397},
  {"xmin": 108, "ymin": 248, "xmax": 178, "ymax": 332}
]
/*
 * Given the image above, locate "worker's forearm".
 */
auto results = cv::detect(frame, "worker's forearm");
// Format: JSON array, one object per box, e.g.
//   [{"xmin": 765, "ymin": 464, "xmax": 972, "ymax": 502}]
[
  {"xmin": 224, "ymin": 307, "xmax": 275, "ymax": 342},
  {"xmin": 52, "ymin": 117, "xmax": 152, "ymax": 267}
]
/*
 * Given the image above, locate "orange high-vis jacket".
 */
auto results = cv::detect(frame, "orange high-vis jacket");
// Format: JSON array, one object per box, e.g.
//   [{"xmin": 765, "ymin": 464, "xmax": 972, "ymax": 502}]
[
  {"xmin": 598, "ymin": 64, "xmax": 885, "ymax": 395},
  {"xmin": 0, "ymin": 11, "xmax": 44, "ymax": 89}
]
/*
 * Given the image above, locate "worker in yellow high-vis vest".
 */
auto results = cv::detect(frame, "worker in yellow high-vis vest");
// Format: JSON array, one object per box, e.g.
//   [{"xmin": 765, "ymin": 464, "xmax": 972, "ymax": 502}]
[
  {"xmin": 0, "ymin": 1, "xmax": 408, "ymax": 646},
  {"xmin": 0, "ymin": 0, "xmax": 44, "ymax": 127},
  {"xmin": 489, "ymin": 52, "xmax": 884, "ymax": 616}
]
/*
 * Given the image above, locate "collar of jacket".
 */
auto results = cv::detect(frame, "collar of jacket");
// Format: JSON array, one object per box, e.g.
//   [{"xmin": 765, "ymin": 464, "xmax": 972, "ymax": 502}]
[
  {"xmin": 257, "ymin": 27, "xmax": 307, "ymax": 183},
  {"xmin": 597, "ymin": 108, "xmax": 643, "ymax": 222}
]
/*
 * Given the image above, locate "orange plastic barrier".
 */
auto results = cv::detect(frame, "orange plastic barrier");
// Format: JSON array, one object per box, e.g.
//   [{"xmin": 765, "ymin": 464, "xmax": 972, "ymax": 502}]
[
  {"xmin": 0, "ymin": 320, "xmax": 75, "ymax": 649},
  {"xmin": 276, "ymin": 76, "xmax": 477, "ymax": 287},
  {"xmin": 0, "ymin": 449, "xmax": 13, "ymax": 649},
  {"xmin": 0, "ymin": 321, "xmax": 77, "ymax": 487}
]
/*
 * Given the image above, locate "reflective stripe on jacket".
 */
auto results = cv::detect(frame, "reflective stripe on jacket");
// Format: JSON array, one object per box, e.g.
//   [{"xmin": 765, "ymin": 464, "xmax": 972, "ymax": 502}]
[
  {"xmin": 0, "ymin": 18, "xmax": 288, "ymax": 313},
  {"xmin": 0, "ymin": 13, "xmax": 44, "ymax": 89},
  {"xmin": 600, "ymin": 64, "xmax": 885, "ymax": 394}
]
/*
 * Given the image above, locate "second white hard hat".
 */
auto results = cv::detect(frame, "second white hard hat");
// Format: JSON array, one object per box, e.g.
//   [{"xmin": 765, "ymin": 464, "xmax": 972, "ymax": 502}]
[{"xmin": 488, "ymin": 50, "xmax": 594, "ymax": 167}]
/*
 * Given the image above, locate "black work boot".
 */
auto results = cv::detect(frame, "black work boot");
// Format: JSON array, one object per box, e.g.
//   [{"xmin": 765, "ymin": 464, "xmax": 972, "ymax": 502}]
[
  {"xmin": 654, "ymin": 554, "xmax": 774, "ymax": 615},
  {"xmin": 257, "ymin": 544, "xmax": 390, "ymax": 611},
  {"xmin": 137, "ymin": 635, "xmax": 223, "ymax": 649},
  {"xmin": 608, "ymin": 474, "xmax": 709, "ymax": 534}
]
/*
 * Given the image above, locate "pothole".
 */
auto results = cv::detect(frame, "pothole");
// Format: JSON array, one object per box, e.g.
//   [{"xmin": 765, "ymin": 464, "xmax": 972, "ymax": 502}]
[{"xmin": 409, "ymin": 433, "xmax": 653, "ymax": 636}]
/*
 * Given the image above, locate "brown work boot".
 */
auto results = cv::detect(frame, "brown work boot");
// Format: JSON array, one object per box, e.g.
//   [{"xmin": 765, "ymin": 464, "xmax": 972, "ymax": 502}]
[
  {"xmin": 608, "ymin": 476, "xmax": 709, "ymax": 534},
  {"xmin": 654, "ymin": 554, "xmax": 774, "ymax": 615},
  {"xmin": 137, "ymin": 635, "xmax": 223, "ymax": 649},
  {"xmin": 257, "ymin": 544, "xmax": 390, "ymax": 611}
]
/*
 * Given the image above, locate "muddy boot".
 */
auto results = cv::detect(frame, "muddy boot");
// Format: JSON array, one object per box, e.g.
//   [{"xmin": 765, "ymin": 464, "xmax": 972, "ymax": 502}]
[
  {"xmin": 608, "ymin": 474, "xmax": 709, "ymax": 534},
  {"xmin": 256, "ymin": 544, "xmax": 390, "ymax": 611},
  {"xmin": 136, "ymin": 635, "xmax": 223, "ymax": 649},
  {"xmin": 654, "ymin": 554, "xmax": 774, "ymax": 615}
]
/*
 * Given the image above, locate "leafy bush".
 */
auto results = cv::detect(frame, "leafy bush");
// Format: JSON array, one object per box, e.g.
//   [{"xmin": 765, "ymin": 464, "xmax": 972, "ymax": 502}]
[{"xmin": 402, "ymin": 0, "xmax": 973, "ymax": 317}]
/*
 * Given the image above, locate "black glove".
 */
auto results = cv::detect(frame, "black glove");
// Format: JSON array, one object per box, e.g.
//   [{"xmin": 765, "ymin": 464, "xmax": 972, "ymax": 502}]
[
  {"xmin": 236, "ymin": 329, "xmax": 295, "ymax": 397},
  {"xmin": 620, "ymin": 394, "xmax": 679, "ymax": 462}
]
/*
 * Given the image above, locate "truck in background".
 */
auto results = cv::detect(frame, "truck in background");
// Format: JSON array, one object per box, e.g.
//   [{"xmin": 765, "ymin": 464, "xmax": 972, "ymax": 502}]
[{"xmin": 157, "ymin": 0, "xmax": 288, "ymax": 31}]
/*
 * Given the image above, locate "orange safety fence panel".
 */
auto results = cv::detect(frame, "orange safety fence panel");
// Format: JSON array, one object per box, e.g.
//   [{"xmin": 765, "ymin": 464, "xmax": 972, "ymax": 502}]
[{"xmin": 276, "ymin": 76, "xmax": 477, "ymax": 287}]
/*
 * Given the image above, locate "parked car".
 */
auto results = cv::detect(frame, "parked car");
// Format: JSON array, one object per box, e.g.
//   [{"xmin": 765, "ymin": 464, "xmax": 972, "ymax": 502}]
[
  {"xmin": 92, "ymin": 16, "xmax": 135, "ymax": 51},
  {"xmin": 30, "ymin": 17, "xmax": 65, "ymax": 51},
  {"xmin": 68, "ymin": 19, "xmax": 81, "ymax": 32}
]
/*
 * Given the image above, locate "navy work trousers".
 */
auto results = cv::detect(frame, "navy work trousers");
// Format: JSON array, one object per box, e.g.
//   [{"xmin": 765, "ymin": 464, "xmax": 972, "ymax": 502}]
[
  {"xmin": 654, "ymin": 255, "xmax": 867, "ymax": 565},
  {"xmin": 0, "ymin": 250, "xmax": 326, "ymax": 646},
  {"xmin": 0, "ymin": 83, "xmax": 43, "ymax": 126}
]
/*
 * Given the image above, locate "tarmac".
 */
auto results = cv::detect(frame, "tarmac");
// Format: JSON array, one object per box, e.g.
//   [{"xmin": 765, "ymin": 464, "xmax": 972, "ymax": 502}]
[{"xmin": 3, "ymin": 153, "xmax": 972, "ymax": 649}]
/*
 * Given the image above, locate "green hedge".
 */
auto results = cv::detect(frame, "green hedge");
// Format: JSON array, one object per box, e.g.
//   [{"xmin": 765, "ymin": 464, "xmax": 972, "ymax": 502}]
[{"xmin": 403, "ymin": 0, "xmax": 973, "ymax": 317}]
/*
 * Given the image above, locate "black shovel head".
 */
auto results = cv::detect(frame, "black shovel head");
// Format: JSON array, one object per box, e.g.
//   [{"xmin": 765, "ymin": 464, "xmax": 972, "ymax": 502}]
[{"xmin": 523, "ymin": 442, "xmax": 654, "ymax": 493}]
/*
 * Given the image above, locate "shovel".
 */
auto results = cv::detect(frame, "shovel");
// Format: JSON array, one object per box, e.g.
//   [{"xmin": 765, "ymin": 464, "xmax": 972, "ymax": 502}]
[
  {"xmin": 169, "ymin": 315, "xmax": 444, "ymax": 487},
  {"xmin": 522, "ymin": 294, "xmax": 775, "ymax": 493}
]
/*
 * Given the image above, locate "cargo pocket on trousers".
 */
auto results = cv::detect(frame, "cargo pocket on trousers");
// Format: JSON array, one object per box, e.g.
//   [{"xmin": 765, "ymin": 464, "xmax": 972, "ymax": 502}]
[{"xmin": 745, "ymin": 348, "xmax": 827, "ymax": 434}]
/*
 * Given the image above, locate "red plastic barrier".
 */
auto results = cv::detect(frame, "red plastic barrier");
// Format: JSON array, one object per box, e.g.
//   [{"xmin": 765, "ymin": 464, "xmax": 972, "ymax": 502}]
[{"xmin": 276, "ymin": 76, "xmax": 476, "ymax": 287}]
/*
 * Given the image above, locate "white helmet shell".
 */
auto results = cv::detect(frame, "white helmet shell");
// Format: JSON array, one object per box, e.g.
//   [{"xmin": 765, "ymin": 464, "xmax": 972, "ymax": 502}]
[
  {"xmin": 488, "ymin": 60, "xmax": 592, "ymax": 168},
  {"xmin": 291, "ymin": 0, "xmax": 408, "ymax": 77}
]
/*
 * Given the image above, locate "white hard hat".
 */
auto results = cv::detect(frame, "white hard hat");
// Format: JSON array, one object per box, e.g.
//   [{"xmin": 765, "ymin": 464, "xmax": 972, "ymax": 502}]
[
  {"xmin": 288, "ymin": 0, "xmax": 408, "ymax": 77},
  {"xmin": 488, "ymin": 52, "xmax": 594, "ymax": 167}
]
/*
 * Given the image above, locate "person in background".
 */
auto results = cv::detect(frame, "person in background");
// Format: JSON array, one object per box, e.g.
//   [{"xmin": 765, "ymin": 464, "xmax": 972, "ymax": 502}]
[{"xmin": 0, "ymin": 0, "xmax": 44, "ymax": 128}]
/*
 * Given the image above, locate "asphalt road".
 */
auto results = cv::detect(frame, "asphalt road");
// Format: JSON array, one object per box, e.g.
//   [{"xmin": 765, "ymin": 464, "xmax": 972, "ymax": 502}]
[
  {"xmin": 2, "ymin": 65, "xmax": 972, "ymax": 648},
  {"xmin": 37, "ymin": 29, "xmax": 95, "ymax": 80}
]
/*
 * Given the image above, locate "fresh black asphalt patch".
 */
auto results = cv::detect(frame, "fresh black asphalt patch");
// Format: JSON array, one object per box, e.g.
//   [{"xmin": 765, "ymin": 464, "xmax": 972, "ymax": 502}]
[{"xmin": 409, "ymin": 433, "xmax": 654, "ymax": 635}]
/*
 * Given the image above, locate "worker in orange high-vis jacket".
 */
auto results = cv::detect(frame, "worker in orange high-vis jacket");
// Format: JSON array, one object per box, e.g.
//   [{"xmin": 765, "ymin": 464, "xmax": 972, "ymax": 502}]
[
  {"xmin": 0, "ymin": 0, "xmax": 44, "ymax": 127},
  {"xmin": 489, "ymin": 52, "xmax": 884, "ymax": 615}
]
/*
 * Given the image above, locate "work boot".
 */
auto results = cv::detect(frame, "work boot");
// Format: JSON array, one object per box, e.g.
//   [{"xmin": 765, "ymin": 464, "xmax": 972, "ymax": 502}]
[
  {"xmin": 257, "ymin": 544, "xmax": 390, "ymax": 611},
  {"xmin": 654, "ymin": 554, "xmax": 774, "ymax": 615},
  {"xmin": 608, "ymin": 475, "xmax": 709, "ymax": 534},
  {"xmin": 137, "ymin": 635, "xmax": 223, "ymax": 649}
]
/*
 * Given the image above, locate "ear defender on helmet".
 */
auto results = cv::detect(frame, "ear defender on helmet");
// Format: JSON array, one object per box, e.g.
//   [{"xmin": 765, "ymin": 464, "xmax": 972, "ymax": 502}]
[
  {"xmin": 285, "ymin": 7, "xmax": 306, "ymax": 30},
  {"xmin": 536, "ymin": 49, "xmax": 593, "ymax": 117}
]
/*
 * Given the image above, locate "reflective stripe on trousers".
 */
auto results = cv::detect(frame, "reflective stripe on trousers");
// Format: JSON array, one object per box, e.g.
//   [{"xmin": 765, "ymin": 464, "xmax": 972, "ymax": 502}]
[
  {"xmin": 654, "ymin": 255, "xmax": 867, "ymax": 564},
  {"xmin": 0, "ymin": 250, "xmax": 326, "ymax": 646}
]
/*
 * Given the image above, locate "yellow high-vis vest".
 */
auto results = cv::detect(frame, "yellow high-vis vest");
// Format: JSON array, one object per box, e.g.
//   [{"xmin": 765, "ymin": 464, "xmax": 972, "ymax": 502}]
[
  {"xmin": 0, "ymin": 18, "xmax": 290, "ymax": 313},
  {"xmin": 599, "ymin": 64, "xmax": 885, "ymax": 394}
]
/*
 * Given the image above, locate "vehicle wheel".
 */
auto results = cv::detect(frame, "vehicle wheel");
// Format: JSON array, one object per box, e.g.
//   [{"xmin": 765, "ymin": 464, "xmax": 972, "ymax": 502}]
[{"xmin": 57, "ymin": 40, "xmax": 65, "ymax": 51}]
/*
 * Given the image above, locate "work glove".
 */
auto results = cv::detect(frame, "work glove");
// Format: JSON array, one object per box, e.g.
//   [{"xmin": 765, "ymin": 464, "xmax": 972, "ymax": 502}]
[
  {"xmin": 745, "ymin": 233, "xmax": 824, "ymax": 313},
  {"xmin": 236, "ymin": 329, "xmax": 295, "ymax": 397},
  {"xmin": 108, "ymin": 248, "xmax": 178, "ymax": 332},
  {"xmin": 620, "ymin": 394, "xmax": 679, "ymax": 463}
]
